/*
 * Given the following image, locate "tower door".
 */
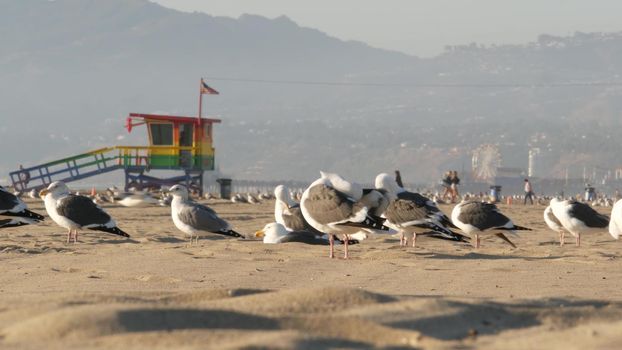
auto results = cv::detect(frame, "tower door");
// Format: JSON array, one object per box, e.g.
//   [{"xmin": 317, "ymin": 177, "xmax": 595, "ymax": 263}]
[{"xmin": 179, "ymin": 123, "xmax": 194, "ymax": 167}]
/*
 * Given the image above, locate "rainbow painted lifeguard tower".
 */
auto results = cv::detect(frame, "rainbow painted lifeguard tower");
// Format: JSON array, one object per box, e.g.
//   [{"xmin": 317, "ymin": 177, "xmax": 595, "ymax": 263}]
[{"xmin": 9, "ymin": 80, "xmax": 221, "ymax": 194}]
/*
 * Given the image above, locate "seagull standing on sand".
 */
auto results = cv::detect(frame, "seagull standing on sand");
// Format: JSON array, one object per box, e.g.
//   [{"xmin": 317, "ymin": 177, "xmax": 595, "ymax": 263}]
[
  {"xmin": 39, "ymin": 181, "xmax": 129, "ymax": 243},
  {"xmin": 300, "ymin": 171, "xmax": 388, "ymax": 259},
  {"xmin": 544, "ymin": 205, "xmax": 568, "ymax": 246},
  {"xmin": 451, "ymin": 200, "xmax": 530, "ymax": 248},
  {"xmin": 0, "ymin": 185, "xmax": 44, "ymax": 228},
  {"xmin": 374, "ymin": 173, "xmax": 468, "ymax": 247},
  {"xmin": 169, "ymin": 184, "xmax": 244, "ymax": 244},
  {"xmin": 609, "ymin": 199, "xmax": 622, "ymax": 240},
  {"xmin": 549, "ymin": 197, "xmax": 609, "ymax": 246}
]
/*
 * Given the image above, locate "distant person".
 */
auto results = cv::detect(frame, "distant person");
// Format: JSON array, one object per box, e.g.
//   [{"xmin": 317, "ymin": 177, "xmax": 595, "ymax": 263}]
[
  {"xmin": 440, "ymin": 171, "xmax": 452, "ymax": 200},
  {"xmin": 18, "ymin": 164, "xmax": 30, "ymax": 186},
  {"xmin": 395, "ymin": 170, "xmax": 403, "ymax": 187},
  {"xmin": 584, "ymin": 184, "xmax": 596, "ymax": 202},
  {"xmin": 450, "ymin": 170, "xmax": 460, "ymax": 203},
  {"xmin": 524, "ymin": 178, "xmax": 534, "ymax": 205}
]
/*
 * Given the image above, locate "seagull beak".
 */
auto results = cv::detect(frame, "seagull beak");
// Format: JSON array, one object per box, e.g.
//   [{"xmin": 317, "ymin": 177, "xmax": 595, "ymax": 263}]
[
  {"xmin": 254, "ymin": 230, "xmax": 265, "ymax": 238},
  {"xmin": 39, "ymin": 189, "xmax": 49, "ymax": 199}
]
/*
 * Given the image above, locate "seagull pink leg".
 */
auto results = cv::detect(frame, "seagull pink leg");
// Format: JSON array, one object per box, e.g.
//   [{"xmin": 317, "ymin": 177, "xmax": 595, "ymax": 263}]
[
  {"xmin": 412, "ymin": 232, "xmax": 417, "ymax": 248},
  {"xmin": 74, "ymin": 230, "xmax": 78, "ymax": 243},
  {"xmin": 343, "ymin": 235, "xmax": 349, "ymax": 259},
  {"xmin": 400, "ymin": 231, "xmax": 406, "ymax": 246},
  {"xmin": 475, "ymin": 234, "xmax": 480, "ymax": 248},
  {"xmin": 559, "ymin": 231, "xmax": 564, "ymax": 246},
  {"xmin": 329, "ymin": 234, "xmax": 335, "ymax": 259},
  {"xmin": 66, "ymin": 229, "xmax": 71, "ymax": 244}
]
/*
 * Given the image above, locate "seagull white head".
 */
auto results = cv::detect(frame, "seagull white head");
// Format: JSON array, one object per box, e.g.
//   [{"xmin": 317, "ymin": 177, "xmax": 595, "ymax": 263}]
[
  {"xmin": 375, "ymin": 173, "xmax": 402, "ymax": 194},
  {"xmin": 168, "ymin": 184, "xmax": 189, "ymax": 200},
  {"xmin": 39, "ymin": 181, "xmax": 70, "ymax": 199},
  {"xmin": 274, "ymin": 185, "xmax": 294, "ymax": 204},
  {"xmin": 255, "ymin": 222, "xmax": 288, "ymax": 243}
]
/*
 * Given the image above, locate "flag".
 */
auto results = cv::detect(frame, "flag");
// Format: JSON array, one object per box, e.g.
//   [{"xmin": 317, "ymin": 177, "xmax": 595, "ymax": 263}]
[{"xmin": 200, "ymin": 79, "xmax": 219, "ymax": 95}]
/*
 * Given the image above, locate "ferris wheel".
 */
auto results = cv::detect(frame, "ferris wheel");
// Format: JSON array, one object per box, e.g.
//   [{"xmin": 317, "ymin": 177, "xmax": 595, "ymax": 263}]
[{"xmin": 472, "ymin": 144, "xmax": 502, "ymax": 181}]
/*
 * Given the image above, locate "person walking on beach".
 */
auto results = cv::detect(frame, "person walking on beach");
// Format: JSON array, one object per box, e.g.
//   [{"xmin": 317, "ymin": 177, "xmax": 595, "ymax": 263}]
[
  {"xmin": 441, "ymin": 171, "xmax": 452, "ymax": 201},
  {"xmin": 450, "ymin": 170, "xmax": 460, "ymax": 203},
  {"xmin": 524, "ymin": 178, "xmax": 534, "ymax": 205}
]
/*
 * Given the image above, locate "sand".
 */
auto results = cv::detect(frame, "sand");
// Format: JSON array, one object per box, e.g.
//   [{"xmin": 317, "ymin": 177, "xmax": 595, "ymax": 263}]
[{"xmin": 1, "ymin": 198, "xmax": 622, "ymax": 349}]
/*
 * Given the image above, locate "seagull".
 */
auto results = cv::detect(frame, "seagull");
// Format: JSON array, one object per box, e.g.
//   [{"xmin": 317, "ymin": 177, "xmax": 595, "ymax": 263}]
[
  {"xmin": 247, "ymin": 193, "xmax": 260, "ymax": 204},
  {"xmin": 544, "ymin": 205, "xmax": 568, "ymax": 246},
  {"xmin": 39, "ymin": 181, "xmax": 129, "ymax": 243},
  {"xmin": 255, "ymin": 222, "xmax": 360, "ymax": 245},
  {"xmin": 609, "ymin": 199, "xmax": 622, "ymax": 240},
  {"xmin": 116, "ymin": 193, "xmax": 159, "ymax": 207},
  {"xmin": 375, "ymin": 173, "xmax": 468, "ymax": 247},
  {"xmin": 168, "ymin": 184, "xmax": 244, "ymax": 244},
  {"xmin": 300, "ymin": 171, "xmax": 388, "ymax": 259},
  {"xmin": 550, "ymin": 197, "xmax": 609, "ymax": 246},
  {"xmin": 451, "ymin": 200, "xmax": 530, "ymax": 248},
  {"xmin": 0, "ymin": 185, "xmax": 44, "ymax": 228},
  {"xmin": 274, "ymin": 185, "xmax": 322, "ymax": 233}
]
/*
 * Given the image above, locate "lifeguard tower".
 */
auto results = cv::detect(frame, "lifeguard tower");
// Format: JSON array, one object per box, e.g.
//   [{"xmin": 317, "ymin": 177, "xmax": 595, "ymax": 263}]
[{"xmin": 9, "ymin": 80, "xmax": 222, "ymax": 195}]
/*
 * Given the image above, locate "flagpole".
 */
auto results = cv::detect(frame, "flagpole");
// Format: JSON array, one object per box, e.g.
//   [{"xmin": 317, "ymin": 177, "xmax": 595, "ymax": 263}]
[{"xmin": 198, "ymin": 78, "xmax": 203, "ymax": 123}]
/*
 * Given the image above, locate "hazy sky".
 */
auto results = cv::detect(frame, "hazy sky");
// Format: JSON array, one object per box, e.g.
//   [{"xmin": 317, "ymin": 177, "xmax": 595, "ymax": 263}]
[{"xmin": 151, "ymin": 0, "xmax": 622, "ymax": 57}]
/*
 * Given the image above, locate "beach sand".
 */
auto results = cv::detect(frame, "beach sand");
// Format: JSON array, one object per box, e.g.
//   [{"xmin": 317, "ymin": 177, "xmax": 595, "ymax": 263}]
[{"xmin": 1, "ymin": 198, "xmax": 621, "ymax": 349}]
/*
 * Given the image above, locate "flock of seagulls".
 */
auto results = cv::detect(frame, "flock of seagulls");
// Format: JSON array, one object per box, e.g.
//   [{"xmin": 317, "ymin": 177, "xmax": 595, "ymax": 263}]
[{"xmin": 2, "ymin": 169, "xmax": 621, "ymax": 259}]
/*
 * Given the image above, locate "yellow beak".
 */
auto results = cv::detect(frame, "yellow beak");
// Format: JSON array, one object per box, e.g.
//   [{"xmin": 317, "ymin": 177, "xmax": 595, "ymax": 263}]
[
  {"xmin": 39, "ymin": 189, "xmax": 49, "ymax": 199},
  {"xmin": 254, "ymin": 230, "xmax": 265, "ymax": 238}
]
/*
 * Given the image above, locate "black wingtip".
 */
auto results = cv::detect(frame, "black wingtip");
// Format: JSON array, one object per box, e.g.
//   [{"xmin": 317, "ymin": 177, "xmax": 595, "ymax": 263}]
[
  {"xmin": 511, "ymin": 225, "xmax": 532, "ymax": 231},
  {"xmin": 220, "ymin": 229, "xmax": 245, "ymax": 239},
  {"xmin": 24, "ymin": 209, "xmax": 45, "ymax": 221},
  {"xmin": 92, "ymin": 226, "xmax": 130, "ymax": 238},
  {"xmin": 2, "ymin": 209, "xmax": 44, "ymax": 222}
]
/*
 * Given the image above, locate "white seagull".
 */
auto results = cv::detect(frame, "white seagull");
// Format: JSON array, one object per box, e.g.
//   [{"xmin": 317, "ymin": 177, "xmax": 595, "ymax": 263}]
[
  {"xmin": 300, "ymin": 171, "xmax": 388, "ymax": 259},
  {"xmin": 550, "ymin": 197, "xmax": 609, "ymax": 246},
  {"xmin": 375, "ymin": 173, "xmax": 468, "ymax": 247},
  {"xmin": 609, "ymin": 199, "xmax": 622, "ymax": 240},
  {"xmin": 451, "ymin": 200, "xmax": 530, "ymax": 248},
  {"xmin": 39, "ymin": 181, "xmax": 129, "ymax": 243},
  {"xmin": 255, "ymin": 222, "xmax": 360, "ymax": 245},
  {"xmin": 0, "ymin": 185, "xmax": 45, "ymax": 228},
  {"xmin": 169, "ymin": 184, "xmax": 244, "ymax": 244},
  {"xmin": 543, "ymin": 205, "xmax": 568, "ymax": 246}
]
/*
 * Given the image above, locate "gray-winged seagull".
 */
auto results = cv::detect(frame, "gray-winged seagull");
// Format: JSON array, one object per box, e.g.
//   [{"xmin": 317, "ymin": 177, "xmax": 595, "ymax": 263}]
[
  {"xmin": 549, "ymin": 197, "xmax": 609, "ymax": 246},
  {"xmin": 451, "ymin": 200, "xmax": 530, "ymax": 248},
  {"xmin": 40, "ymin": 181, "xmax": 129, "ymax": 243},
  {"xmin": 0, "ymin": 185, "xmax": 44, "ymax": 228},
  {"xmin": 169, "ymin": 184, "xmax": 244, "ymax": 243},
  {"xmin": 375, "ymin": 173, "xmax": 468, "ymax": 247},
  {"xmin": 300, "ymin": 171, "xmax": 388, "ymax": 259},
  {"xmin": 255, "ymin": 222, "xmax": 360, "ymax": 245}
]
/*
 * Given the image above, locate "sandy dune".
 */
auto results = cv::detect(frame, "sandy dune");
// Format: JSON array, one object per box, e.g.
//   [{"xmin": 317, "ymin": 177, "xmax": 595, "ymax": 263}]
[{"xmin": 1, "ymin": 198, "xmax": 622, "ymax": 349}]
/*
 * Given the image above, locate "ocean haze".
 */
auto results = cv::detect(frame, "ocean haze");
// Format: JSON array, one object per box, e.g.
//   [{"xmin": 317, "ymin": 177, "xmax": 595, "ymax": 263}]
[{"xmin": 1, "ymin": 0, "xmax": 621, "ymax": 187}]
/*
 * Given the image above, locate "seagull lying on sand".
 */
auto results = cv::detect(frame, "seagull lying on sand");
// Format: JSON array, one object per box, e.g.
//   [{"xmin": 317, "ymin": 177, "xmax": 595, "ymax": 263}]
[
  {"xmin": 300, "ymin": 171, "xmax": 388, "ymax": 259},
  {"xmin": 40, "ymin": 181, "xmax": 129, "ymax": 243},
  {"xmin": 169, "ymin": 184, "xmax": 244, "ymax": 244},
  {"xmin": 375, "ymin": 173, "xmax": 468, "ymax": 247},
  {"xmin": 0, "ymin": 185, "xmax": 44, "ymax": 228},
  {"xmin": 550, "ymin": 197, "xmax": 609, "ymax": 246},
  {"xmin": 255, "ymin": 222, "xmax": 360, "ymax": 245},
  {"xmin": 451, "ymin": 200, "xmax": 530, "ymax": 248}
]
